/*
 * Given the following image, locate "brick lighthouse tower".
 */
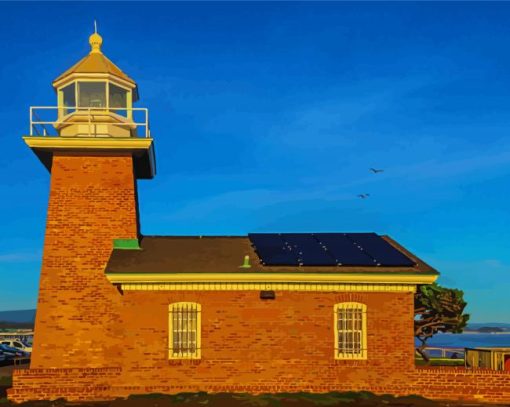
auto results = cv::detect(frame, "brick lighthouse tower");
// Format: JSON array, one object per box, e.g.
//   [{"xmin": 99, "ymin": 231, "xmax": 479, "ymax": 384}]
[{"xmin": 21, "ymin": 29, "xmax": 155, "ymax": 370}]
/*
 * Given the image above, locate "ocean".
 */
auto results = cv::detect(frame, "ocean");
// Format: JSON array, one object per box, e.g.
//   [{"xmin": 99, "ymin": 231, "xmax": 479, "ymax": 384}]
[{"xmin": 414, "ymin": 332, "xmax": 510, "ymax": 349}]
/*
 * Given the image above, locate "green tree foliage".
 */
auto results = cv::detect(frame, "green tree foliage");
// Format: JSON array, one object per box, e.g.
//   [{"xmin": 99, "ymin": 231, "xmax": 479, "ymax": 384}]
[{"xmin": 414, "ymin": 282, "xmax": 469, "ymax": 362}]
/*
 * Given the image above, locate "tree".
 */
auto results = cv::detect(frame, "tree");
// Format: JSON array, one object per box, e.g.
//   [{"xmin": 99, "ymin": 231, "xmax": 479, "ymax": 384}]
[{"xmin": 414, "ymin": 282, "xmax": 470, "ymax": 362}]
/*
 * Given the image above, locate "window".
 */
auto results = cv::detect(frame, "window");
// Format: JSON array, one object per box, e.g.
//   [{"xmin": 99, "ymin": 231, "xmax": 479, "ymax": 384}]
[
  {"xmin": 78, "ymin": 82, "xmax": 106, "ymax": 108},
  {"xmin": 334, "ymin": 302, "xmax": 367, "ymax": 360},
  {"xmin": 109, "ymin": 83, "xmax": 128, "ymax": 116},
  {"xmin": 62, "ymin": 83, "xmax": 76, "ymax": 114},
  {"xmin": 169, "ymin": 302, "xmax": 201, "ymax": 359},
  {"xmin": 13, "ymin": 342, "xmax": 23, "ymax": 348}
]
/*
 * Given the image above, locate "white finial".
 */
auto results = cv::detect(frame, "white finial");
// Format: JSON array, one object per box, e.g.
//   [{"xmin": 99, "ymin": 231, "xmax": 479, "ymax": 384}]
[{"xmin": 94, "ymin": 20, "xmax": 97, "ymax": 34}]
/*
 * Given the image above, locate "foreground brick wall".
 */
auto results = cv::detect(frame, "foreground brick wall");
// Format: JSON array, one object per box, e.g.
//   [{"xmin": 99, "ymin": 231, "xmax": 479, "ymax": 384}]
[
  {"xmin": 30, "ymin": 153, "xmax": 139, "ymax": 368},
  {"xmin": 9, "ymin": 366, "xmax": 510, "ymax": 403},
  {"xmin": 8, "ymin": 368, "xmax": 122, "ymax": 402},
  {"xmin": 408, "ymin": 367, "xmax": 510, "ymax": 403}
]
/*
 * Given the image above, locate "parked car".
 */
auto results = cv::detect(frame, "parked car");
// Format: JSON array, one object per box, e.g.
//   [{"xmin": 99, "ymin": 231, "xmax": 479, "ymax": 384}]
[
  {"xmin": 0, "ymin": 350, "xmax": 6, "ymax": 362},
  {"xmin": 0, "ymin": 339, "xmax": 32, "ymax": 353},
  {"xmin": 0, "ymin": 344, "xmax": 29, "ymax": 358}
]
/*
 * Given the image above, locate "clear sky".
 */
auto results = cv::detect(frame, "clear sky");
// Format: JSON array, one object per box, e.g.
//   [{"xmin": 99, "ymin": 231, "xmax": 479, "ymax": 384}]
[{"xmin": 0, "ymin": 2, "xmax": 509, "ymax": 323}]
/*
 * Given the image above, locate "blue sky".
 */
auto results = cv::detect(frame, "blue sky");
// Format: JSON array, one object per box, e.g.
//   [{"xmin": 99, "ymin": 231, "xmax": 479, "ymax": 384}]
[{"xmin": 0, "ymin": 2, "xmax": 509, "ymax": 323}]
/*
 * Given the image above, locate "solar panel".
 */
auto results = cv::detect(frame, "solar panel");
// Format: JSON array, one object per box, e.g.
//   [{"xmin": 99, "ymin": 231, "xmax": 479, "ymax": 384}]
[
  {"xmin": 248, "ymin": 233, "xmax": 298, "ymax": 266},
  {"xmin": 249, "ymin": 232, "xmax": 416, "ymax": 267},
  {"xmin": 346, "ymin": 233, "xmax": 415, "ymax": 266},
  {"xmin": 281, "ymin": 233, "xmax": 336, "ymax": 266},
  {"xmin": 314, "ymin": 233, "xmax": 376, "ymax": 266}
]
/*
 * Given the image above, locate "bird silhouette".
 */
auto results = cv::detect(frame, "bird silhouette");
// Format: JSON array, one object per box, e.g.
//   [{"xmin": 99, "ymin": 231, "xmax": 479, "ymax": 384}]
[
  {"xmin": 357, "ymin": 193, "xmax": 370, "ymax": 199},
  {"xmin": 369, "ymin": 168, "xmax": 384, "ymax": 173}
]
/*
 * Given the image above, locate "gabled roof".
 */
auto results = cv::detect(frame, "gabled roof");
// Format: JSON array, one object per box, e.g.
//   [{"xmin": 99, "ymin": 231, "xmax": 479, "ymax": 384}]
[{"xmin": 105, "ymin": 235, "xmax": 438, "ymax": 276}]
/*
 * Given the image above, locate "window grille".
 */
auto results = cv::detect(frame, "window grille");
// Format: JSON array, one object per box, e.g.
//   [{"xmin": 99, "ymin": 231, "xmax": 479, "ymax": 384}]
[
  {"xmin": 334, "ymin": 302, "xmax": 367, "ymax": 360},
  {"xmin": 168, "ymin": 302, "xmax": 201, "ymax": 359}
]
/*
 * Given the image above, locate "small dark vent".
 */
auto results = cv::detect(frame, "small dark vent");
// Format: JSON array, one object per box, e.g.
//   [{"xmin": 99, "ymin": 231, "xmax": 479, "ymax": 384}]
[{"xmin": 260, "ymin": 290, "xmax": 276, "ymax": 300}]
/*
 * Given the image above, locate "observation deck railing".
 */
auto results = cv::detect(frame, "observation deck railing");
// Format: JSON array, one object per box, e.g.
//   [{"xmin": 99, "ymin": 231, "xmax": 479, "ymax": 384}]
[{"xmin": 28, "ymin": 106, "xmax": 151, "ymax": 138}]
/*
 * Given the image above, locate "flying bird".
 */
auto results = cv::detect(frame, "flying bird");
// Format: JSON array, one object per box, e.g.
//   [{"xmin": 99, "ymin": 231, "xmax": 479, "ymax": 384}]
[
  {"xmin": 369, "ymin": 168, "xmax": 384, "ymax": 173},
  {"xmin": 357, "ymin": 193, "xmax": 370, "ymax": 199}
]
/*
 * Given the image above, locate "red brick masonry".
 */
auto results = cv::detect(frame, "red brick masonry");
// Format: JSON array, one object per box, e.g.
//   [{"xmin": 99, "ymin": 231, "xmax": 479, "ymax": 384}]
[
  {"xmin": 13, "ymin": 154, "xmax": 509, "ymax": 404},
  {"xmin": 30, "ymin": 154, "xmax": 139, "ymax": 370},
  {"xmin": 8, "ymin": 366, "xmax": 510, "ymax": 404}
]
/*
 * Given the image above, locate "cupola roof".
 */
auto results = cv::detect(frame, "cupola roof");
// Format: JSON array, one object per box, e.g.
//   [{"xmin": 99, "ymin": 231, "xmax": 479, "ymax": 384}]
[{"xmin": 53, "ymin": 29, "xmax": 136, "ymax": 88}]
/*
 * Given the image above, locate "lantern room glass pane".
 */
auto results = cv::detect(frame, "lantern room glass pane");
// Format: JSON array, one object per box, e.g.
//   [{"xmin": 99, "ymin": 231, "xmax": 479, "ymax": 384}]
[
  {"xmin": 62, "ymin": 83, "xmax": 76, "ymax": 110},
  {"xmin": 60, "ymin": 83, "xmax": 76, "ymax": 116},
  {"xmin": 109, "ymin": 84, "xmax": 127, "ymax": 116},
  {"xmin": 78, "ymin": 82, "xmax": 106, "ymax": 108}
]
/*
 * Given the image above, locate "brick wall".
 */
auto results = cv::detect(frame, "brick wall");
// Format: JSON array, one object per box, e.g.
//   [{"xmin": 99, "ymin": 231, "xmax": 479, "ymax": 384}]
[
  {"xmin": 407, "ymin": 367, "xmax": 510, "ymax": 403},
  {"xmin": 117, "ymin": 290, "xmax": 416, "ymax": 386},
  {"xmin": 9, "ymin": 366, "xmax": 510, "ymax": 403},
  {"xmin": 30, "ymin": 153, "xmax": 139, "ymax": 369},
  {"xmin": 8, "ymin": 368, "xmax": 122, "ymax": 402}
]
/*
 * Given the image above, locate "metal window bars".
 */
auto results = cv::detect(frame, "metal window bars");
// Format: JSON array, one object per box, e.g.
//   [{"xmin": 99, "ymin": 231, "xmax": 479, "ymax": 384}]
[
  {"xmin": 336, "ymin": 303, "xmax": 367, "ymax": 359},
  {"xmin": 169, "ymin": 303, "xmax": 201, "ymax": 359},
  {"xmin": 28, "ymin": 106, "xmax": 151, "ymax": 138}
]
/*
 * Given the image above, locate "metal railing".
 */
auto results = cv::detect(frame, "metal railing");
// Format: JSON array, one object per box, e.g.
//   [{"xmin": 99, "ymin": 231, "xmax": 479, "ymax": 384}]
[
  {"xmin": 416, "ymin": 346, "xmax": 465, "ymax": 358},
  {"xmin": 29, "ymin": 106, "xmax": 151, "ymax": 138}
]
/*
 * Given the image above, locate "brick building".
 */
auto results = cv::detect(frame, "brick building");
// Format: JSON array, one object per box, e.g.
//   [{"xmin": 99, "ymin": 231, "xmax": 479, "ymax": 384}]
[{"xmin": 8, "ymin": 31, "xmax": 510, "ymax": 404}]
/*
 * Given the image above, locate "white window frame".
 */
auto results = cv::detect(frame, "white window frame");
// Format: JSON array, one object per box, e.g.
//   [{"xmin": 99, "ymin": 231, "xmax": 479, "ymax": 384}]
[{"xmin": 334, "ymin": 302, "xmax": 367, "ymax": 360}]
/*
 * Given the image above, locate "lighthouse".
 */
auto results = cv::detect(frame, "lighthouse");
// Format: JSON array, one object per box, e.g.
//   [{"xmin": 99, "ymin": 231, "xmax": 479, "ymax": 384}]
[
  {"xmin": 22, "ymin": 29, "xmax": 155, "ymax": 370},
  {"xmin": 26, "ymin": 29, "xmax": 155, "ymax": 177}
]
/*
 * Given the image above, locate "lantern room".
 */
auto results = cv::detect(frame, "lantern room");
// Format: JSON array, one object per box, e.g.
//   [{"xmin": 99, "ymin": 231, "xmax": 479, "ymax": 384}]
[{"xmin": 51, "ymin": 30, "xmax": 140, "ymax": 138}]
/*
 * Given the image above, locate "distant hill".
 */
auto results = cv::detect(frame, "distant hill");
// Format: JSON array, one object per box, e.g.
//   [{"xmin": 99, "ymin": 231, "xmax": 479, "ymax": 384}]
[
  {"xmin": 466, "ymin": 322, "xmax": 510, "ymax": 332},
  {"xmin": 476, "ymin": 326, "xmax": 505, "ymax": 333},
  {"xmin": 0, "ymin": 321, "xmax": 33, "ymax": 330},
  {"xmin": 0, "ymin": 309, "xmax": 36, "ymax": 323}
]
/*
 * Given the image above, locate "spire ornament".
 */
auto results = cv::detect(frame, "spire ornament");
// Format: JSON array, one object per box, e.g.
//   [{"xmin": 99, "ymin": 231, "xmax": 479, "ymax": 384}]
[{"xmin": 89, "ymin": 21, "xmax": 103, "ymax": 54}]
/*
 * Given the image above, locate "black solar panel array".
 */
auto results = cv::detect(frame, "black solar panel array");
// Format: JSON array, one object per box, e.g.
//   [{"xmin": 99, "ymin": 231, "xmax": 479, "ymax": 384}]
[{"xmin": 248, "ymin": 233, "xmax": 416, "ymax": 267}]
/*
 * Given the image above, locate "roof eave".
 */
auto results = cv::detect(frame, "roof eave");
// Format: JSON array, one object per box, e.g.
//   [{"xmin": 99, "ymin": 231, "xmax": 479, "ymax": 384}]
[
  {"xmin": 52, "ymin": 72, "xmax": 136, "ymax": 90},
  {"xmin": 105, "ymin": 271, "xmax": 439, "ymax": 285}
]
